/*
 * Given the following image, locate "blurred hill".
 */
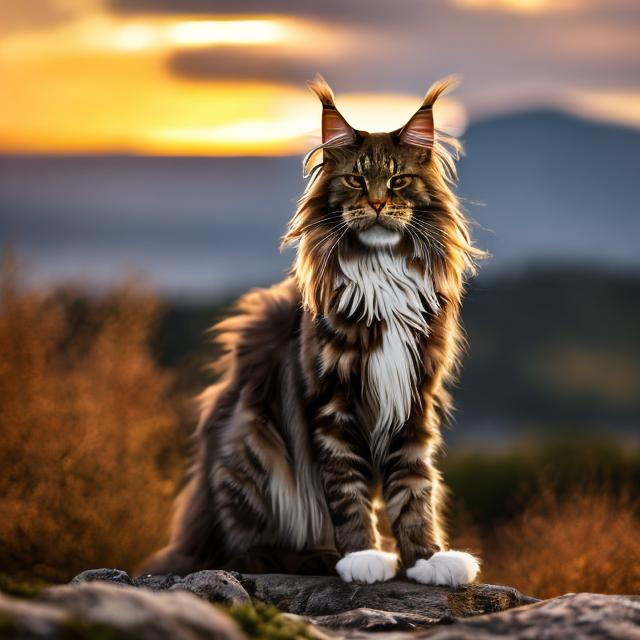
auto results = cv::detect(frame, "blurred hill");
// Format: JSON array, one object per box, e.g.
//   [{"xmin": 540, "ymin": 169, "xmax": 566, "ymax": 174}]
[
  {"xmin": 459, "ymin": 110, "xmax": 640, "ymax": 275},
  {"xmin": 456, "ymin": 268, "xmax": 640, "ymax": 440},
  {"xmin": 1, "ymin": 109, "xmax": 639, "ymax": 296}
]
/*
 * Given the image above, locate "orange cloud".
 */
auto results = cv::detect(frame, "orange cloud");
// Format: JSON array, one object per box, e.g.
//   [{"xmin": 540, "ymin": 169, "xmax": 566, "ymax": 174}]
[
  {"xmin": 1, "ymin": 1, "xmax": 636, "ymax": 156},
  {"xmin": 452, "ymin": 0, "xmax": 582, "ymax": 13},
  {"xmin": 0, "ymin": 11, "xmax": 465, "ymax": 155},
  {"xmin": 567, "ymin": 89, "xmax": 640, "ymax": 130}
]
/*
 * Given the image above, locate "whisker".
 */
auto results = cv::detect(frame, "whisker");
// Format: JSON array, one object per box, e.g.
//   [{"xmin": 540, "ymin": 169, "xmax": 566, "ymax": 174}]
[
  {"xmin": 405, "ymin": 225, "xmax": 424, "ymax": 260},
  {"xmin": 295, "ymin": 207, "xmax": 372, "ymax": 235},
  {"xmin": 409, "ymin": 219, "xmax": 446, "ymax": 245},
  {"xmin": 295, "ymin": 214, "xmax": 345, "ymax": 233},
  {"xmin": 318, "ymin": 225, "xmax": 349, "ymax": 288},
  {"xmin": 409, "ymin": 219, "xmax": 449, "ymax": 242},
  {"xmin": 410, "ymin": 218, "xmax": 476, "ymax": 253},
  {"xmin": 409, "ymin": 222, "xmax": 446, "ymax": 257},
  {"xmin": 303, "ymin": 225, "xmax": 342, "ymax": 257},
  {"xmin": 306, "ymin": 220, "xmax": 349, "ymax": 256}
]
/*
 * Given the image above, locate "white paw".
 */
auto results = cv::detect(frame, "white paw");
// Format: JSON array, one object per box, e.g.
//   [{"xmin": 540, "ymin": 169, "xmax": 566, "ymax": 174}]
[
  {"xmin": 406, "ymin": 550, "xmax": 480, "ymax": 587},
  {"xmin": 336, "ymin": 549, "xmax": 398, "ymax": 584}
]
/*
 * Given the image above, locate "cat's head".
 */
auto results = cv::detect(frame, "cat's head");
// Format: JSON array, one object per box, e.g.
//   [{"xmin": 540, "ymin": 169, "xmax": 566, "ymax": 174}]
[{"xmin": 283, "ymin": 75, "xmax": 482, "ymax": 315}]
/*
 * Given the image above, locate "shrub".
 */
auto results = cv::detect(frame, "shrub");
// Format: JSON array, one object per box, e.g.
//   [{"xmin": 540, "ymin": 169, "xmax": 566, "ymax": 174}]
[
  {"xmin": 483, "ymin": 486, "xmax": 640, "ymax": 598},
  {"xmin": 0, "ymin": 261, "xmax": 182, "ymax": 581}
]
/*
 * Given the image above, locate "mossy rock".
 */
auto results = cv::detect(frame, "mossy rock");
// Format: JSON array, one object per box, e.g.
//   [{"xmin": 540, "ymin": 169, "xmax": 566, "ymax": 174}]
[
  {"xmin": 228, "ymin": 602, "xmax": 318, "ymax": 640},
  {"xmin": 0, "ymin": 574, "xmax": 49, "ymax": 599}
]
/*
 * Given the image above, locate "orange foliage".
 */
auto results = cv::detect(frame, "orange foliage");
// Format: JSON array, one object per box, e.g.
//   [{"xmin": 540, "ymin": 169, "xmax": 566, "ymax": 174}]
[
  {"xmin": 0, "ymin": 262, "xmax": 182, "ymax": 581},
  {"xmin": 482, "ymin": 487, "xmax": 640, "ymax": 598}
]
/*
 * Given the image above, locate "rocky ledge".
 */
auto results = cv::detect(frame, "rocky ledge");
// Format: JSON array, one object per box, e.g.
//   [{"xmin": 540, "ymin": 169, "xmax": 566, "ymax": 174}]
[{"xmin": 0, "ymin": 569, "xmax": 637, "ymax": 639}]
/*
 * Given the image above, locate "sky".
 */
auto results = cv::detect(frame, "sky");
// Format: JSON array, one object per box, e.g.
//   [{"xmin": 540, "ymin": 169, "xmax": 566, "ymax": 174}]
[{"xmin": 0, "ymin": 0, "xmax": 638, "ymax": 156}]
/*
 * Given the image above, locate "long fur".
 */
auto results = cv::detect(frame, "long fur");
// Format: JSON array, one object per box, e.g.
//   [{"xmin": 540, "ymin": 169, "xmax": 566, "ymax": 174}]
[{"xmin": 141, "ymin": 77, "xmax": 484, "ymax": 581}]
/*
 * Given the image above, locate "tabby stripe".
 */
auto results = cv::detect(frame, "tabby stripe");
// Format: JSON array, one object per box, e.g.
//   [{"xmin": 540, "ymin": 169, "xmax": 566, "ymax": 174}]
[{"xmin": 242, "ymin": 441, "xmax": 268, "ymax": 478}]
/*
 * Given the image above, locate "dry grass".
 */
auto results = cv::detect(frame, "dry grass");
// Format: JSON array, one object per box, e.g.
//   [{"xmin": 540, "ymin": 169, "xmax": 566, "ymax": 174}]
[
  {"xmin": 481, "ymin": 487, "xmax": 640, "ymax": 598},
  {"xmin": 0, "ymin": 261, "xmax": 182, "ymax": 582}
]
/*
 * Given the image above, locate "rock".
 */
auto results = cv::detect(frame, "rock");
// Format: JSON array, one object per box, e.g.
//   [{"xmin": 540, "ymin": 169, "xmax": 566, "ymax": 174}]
[
  {"xmin": 72, "ymin": 567, "xmax": 251, "ymax": 606},
  {"xmin": 310, "ymin": 606, "xmax": 440, "ymax": 631},
  {"xmin": 71, "ymin": 568, "xmax": 134, "ymax": 586},
  {"xmin": 423, "ymin": 593, "xmax": 640, "ymax": 640},
  {"xmin": 169, "ymin": 570, "xmax": 251, "ymax": 606},
  {"xmin": 3, "ymin": 570, "xmax": 639, "ymax": 639},
  {"xmin": 67, "ymin": 568, "xmax": 535, "ymax": 633},
  {"xmin": 237, "ymin": 573, "xmax": 534, "ymax": 627},
  {"xmin": 135, "ymin": 572, "xmax": 182, "ymax": 591},
  {"xmin": 0, "ymin": 581, "xmax": 243, "ymax": 640},
  {"xmin": 70, "ymin": 569, "xmax": 533, "ymax": 629}
]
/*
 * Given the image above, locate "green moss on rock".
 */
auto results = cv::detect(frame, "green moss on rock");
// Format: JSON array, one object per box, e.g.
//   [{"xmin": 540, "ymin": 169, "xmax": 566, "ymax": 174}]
[
  {"xmin": 60, "ymin": 617, "xmax": 140, "ymax": 640},
  {"xmin": 229, "ymin": 602, "xmax": 316, "ymax": 640},
  {"xmin": 0, "ymin": 573, "xmax": 49, "ymax": 599}
]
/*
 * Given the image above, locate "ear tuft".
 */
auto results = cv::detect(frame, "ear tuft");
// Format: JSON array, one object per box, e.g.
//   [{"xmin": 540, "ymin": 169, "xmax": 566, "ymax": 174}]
[
  {"xmin": 308, "ymin": 73, "xmax": 357, "ymax": 146},
  {"xmin": 308, "ymin": 73, "xmax": 337, "ymax": 107},
  {"xmin": 422, "ymin": 75, "xmax": 461, "ymax": 109},
  {"xmin": 398, "ymin": 75, "xmax": 461, "ymax": 149}
]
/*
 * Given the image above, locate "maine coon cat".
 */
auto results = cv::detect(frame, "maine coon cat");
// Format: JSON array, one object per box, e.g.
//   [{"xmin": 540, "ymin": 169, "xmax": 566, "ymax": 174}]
[{"xmin": 144, "ymin": 76, "xmax": 483, "ymax": 585}]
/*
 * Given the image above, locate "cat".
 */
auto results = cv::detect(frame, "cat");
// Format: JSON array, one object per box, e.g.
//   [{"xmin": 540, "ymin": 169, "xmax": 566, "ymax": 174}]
[{"xmin": 142, "ymin": 75, "xmax": 483, "ymax": 586}]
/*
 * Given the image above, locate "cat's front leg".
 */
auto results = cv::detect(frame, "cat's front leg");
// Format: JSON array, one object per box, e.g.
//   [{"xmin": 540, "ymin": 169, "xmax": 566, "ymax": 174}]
[
  {"xmin": 383, "ymin": 430, "xmax": 480, "ymax": 587},
  {"xmin": 314, "ymin": 405, "xmax": 397, "ymax": 584}
]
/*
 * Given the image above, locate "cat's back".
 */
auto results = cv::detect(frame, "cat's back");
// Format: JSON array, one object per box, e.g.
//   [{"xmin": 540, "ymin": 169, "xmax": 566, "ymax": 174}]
[
  {"xmin": 197, "ymin": 276, "xmax": 302, "ymax": 443},
  {"xmin": 208, "ymin": 276, "xmax": 302, "ymax": 394}
]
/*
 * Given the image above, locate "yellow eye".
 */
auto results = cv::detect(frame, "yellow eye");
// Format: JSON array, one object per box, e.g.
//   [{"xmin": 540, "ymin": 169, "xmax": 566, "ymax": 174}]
[
  {"xmin": 389, "ymin": 175, "xmax": 413, "ymax": 190},
  {"xmin": 341, "ymin": 175, "xmax": 365, "ymax": 189}
]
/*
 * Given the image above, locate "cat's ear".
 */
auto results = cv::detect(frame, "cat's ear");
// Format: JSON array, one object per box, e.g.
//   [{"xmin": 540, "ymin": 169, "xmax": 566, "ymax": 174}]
[
  {"xmin": 309, "ymin": 74, "xmax": 357, "ymax": 146},
  {"xmin": 397, "ymin": 75, "xmax": 460, "ymax": 149}
]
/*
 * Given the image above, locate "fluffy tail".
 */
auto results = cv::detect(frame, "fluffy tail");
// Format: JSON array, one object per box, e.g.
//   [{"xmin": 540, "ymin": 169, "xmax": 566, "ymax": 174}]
[{"xmin": 137, "ymin": 467, "xmax": 227, "ymax": 576}]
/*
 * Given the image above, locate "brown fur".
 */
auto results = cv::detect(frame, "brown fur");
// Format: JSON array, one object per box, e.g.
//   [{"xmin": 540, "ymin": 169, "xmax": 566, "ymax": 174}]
[{"xmin": 142, "ymin": 76, "xmax": 483, "ymax": 577}]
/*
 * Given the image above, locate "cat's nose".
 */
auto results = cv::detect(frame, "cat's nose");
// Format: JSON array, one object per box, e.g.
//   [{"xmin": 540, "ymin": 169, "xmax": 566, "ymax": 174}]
[{"xmin": 369, "ymin": 200, "xmax": 386, "ymax": 215}]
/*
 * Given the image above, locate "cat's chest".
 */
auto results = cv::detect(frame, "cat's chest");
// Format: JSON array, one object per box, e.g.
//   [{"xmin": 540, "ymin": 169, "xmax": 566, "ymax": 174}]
[{"xmin": 334, "ymin": 252, "xmax": 439, "ymax": 435}]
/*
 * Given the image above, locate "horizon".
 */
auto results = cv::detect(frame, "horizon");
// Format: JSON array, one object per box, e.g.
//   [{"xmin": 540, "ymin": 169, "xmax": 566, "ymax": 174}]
[
  {"xmin": 1, "ymin": 104, "xmax": 637, "ymax": 160},
  {"xmin": 2, "ymin": 108, "xmax": 640, "ymax": 298}
]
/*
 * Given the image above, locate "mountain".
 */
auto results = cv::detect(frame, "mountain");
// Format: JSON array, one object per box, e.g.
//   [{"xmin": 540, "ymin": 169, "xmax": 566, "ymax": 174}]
[
  {"xmin": 0, "ymin": 110, "xmax": 638, "ymax": 295},
  {"xmin": 458, "ymin": 110, "xmax": 640, "ymax": 275}
]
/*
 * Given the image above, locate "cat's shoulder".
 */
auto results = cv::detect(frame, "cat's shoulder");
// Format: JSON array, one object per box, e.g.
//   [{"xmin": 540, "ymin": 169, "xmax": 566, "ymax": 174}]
[{"xmin": 214, "ymin": 277, "xmax": 301, "ymax": 357}]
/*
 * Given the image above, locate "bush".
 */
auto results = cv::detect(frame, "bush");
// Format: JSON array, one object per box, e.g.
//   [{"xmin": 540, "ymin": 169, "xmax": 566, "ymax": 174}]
[
  {"xmin": 0, "ymin": 261, "xmax": 182, "ymax": 581},
  {"xmin": 483, "ymin": 486, "xmax": 640, "ymax": 598}
]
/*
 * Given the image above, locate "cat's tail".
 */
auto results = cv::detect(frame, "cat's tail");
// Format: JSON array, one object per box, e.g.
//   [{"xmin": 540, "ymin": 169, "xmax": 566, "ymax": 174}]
[{"xmin": 137, "ymin": 466, "xmax": 227, "ymax": 576}]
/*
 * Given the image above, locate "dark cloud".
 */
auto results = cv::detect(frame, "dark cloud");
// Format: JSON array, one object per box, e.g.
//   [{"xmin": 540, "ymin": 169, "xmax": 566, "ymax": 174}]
[
  {"xmin": 106, "ymin": 0, "xmax": 401, "ymax": 25},
  {"xmin": 108, "ymin": 0, "xmax": 640, "ymax": 116},
  {"xmin": 161, "ymin": 1, "xmax": 639, "ymax": 100},
  {"xmin": 168, "ymin": 49, "xmax": 315, "ymax": 84}
]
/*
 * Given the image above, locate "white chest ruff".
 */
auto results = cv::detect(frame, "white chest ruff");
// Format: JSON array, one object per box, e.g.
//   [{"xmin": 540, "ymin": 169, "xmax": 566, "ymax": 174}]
[{"xmin": 335, "ymin": 252, "xmax": 439, "ymax": 452}]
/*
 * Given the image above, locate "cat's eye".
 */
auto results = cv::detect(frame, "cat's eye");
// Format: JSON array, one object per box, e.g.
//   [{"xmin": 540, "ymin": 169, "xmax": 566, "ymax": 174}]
[
  {"xmin": 341, "ymin": 175, "xmax": 365, "ymax": 190},
  {"xmin": 388, "ymin": 175, "xmax": 413, "ymax": 190}
]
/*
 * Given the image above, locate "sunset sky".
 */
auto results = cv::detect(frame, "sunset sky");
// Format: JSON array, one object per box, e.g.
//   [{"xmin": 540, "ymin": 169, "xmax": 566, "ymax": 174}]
[{"xmin": 1, "ymin": 0, "xmax": 638, "ymax": 155}]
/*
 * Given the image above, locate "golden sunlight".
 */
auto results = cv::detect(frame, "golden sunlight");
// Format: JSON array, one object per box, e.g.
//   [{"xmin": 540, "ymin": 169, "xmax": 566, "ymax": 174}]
[
  {"xmin": 0, "ymin": 16, "xmax": 299, "ymax": 58},
  {"xmin": 2, "ymin": 2, "xmax": 632, "ymax": 156},
  {"xmin": 146, "ymin": 94, "xmax": 468, "ymax": 156},
  {"xmin": 453, "ymin": 0, "xmax": 581, "ymax": 13},
  {"xmin": 568, "ymin": 89, "xmax": 640, "ymax": 130},
  {"xmin": 169, "ymin": 19, "xmax": 285, "ymax": 47},
  {"xmin": 110, "ymin": 18, "xmax": 288, "ymax": 52},
  {"xmin": 338, "ymin": 94, "xmax": 468, "ymax": 137},
  {"xmin": 0, "ymin": 8, "xmax": 465, "ymax": 156}
]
